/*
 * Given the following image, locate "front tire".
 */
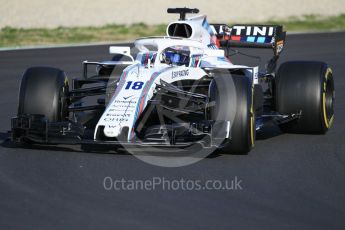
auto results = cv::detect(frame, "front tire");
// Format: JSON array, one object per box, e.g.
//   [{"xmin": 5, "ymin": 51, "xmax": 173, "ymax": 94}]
[
  {"xmin": 210, "ymin": 73, "xmax": 255, "ymax": 154},
  {"xmin": 18, "ymin": 67, "xmax": 69, "ymax": 122}
]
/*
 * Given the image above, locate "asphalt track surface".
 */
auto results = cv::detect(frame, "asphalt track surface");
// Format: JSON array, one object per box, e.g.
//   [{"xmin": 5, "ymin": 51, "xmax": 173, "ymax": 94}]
[{"xmin": 0, "ymin": 33, "xmax": 344, "ymax": 230}]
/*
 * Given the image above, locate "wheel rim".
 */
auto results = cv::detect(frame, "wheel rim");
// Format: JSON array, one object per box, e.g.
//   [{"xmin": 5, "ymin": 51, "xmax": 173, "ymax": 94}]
[
  {"xmin": 249, "ymin": 84, "xmax": 255, "ymax": 148},
  {"xmin": 323, "ymin": 68, "xmax": 335, "ymax": 128}
]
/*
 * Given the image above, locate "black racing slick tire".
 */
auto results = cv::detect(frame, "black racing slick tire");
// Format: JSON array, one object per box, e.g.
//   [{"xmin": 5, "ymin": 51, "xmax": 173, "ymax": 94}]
[
  {"xmin": 18, "ymin": 67, "xmax": 69, "ymax": 122},
  {"xmin": 210, "ymin": 73, "xmax": 255, "ymax": 154},
  {"xmin": 275, "ymin": 61, "xmax": 335, "ymax": 134}
]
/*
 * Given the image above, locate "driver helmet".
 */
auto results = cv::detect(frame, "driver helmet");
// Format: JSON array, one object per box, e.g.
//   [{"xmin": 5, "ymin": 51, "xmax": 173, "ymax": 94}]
[{"xmin": 161, "ymin": 46, "xmax": 190, "ymax": 66}]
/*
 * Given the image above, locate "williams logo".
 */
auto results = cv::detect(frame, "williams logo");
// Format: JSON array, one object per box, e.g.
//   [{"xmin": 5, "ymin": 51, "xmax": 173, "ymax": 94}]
[{"xmin": 172, "ymin": 69, "xmax": 189, "ymax": 79}]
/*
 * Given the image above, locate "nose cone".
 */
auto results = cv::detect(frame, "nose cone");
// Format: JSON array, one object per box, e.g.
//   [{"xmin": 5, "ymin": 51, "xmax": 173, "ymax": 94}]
[{"xmin": 103, "ymin": 125, "xmax": 122, "ymax": 138}]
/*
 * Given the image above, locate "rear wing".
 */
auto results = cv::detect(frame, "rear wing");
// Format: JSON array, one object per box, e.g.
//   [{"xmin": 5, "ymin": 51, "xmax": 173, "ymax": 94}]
[{"xmin": 211, "ymin": 24, "xmax": 286, "ymax": 56}]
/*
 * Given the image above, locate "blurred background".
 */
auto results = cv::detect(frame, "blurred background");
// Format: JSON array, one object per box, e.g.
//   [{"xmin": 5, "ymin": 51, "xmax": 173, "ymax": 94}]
[
  {"xmin": 2, "ymin": 0, "xmax": 345, "ymax": 27},
  {"xmin": 1, "ymin": 0, "xmax": 345, "ymax": 47}
]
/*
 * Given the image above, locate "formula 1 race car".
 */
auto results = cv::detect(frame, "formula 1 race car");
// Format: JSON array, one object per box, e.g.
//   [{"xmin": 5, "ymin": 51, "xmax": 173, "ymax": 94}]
[{"xmin": 11, "ymin": 8, "xmax": 335, "ymax": 154}]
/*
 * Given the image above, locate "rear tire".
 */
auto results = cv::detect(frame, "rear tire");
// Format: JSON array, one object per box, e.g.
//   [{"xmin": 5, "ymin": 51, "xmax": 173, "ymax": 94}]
[
  {"xmin": 210, "ymin": 73, "xmax": 255, "ymax": 154},
  {"xmin": 18, "ymin": 67, "xmax": 69, "ymax": 122},
  {"xmin": 275, "ymin": 61, "xmax": 334, "ymax": 134}
]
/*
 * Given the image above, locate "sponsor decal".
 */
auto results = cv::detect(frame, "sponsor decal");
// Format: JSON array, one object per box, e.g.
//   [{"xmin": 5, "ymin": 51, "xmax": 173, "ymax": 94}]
[
  {"xmin": 172, "ymin": 69, "xmax": 189, "ymax": 79},
  {"xmin": 276, "ymin": 40, "xmax": 284, "ymax": 54},
  {"xmin": 210, "ymin": 24, "xmax": 231, "ymax": 37},
  {"xmin": 103, "ymin": 117, "xmax": 129, "ymax": 122},
  {"xmin": 108, "ymin": 109, "xmax": 135, "ymax": 112},
  {"xmin": 123, "ymin": 95, "xmax": 134, "ymax": 100},
  {"xmin": 232, "ymin": 25, "xmax": 275, "ymax": 37},
  {"xmin": 112, "ymin": 100, "xmax": 137, "ymax": 104},
  {"xmin": 105, "ymin": 113, "xmax": 131, "ymax": 117}
]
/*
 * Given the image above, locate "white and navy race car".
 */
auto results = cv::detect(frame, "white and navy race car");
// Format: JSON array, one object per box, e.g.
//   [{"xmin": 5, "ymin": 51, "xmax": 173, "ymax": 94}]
[{"xmin": 11, "ymin": 8, "xmax": 335, "ymax": 154}]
